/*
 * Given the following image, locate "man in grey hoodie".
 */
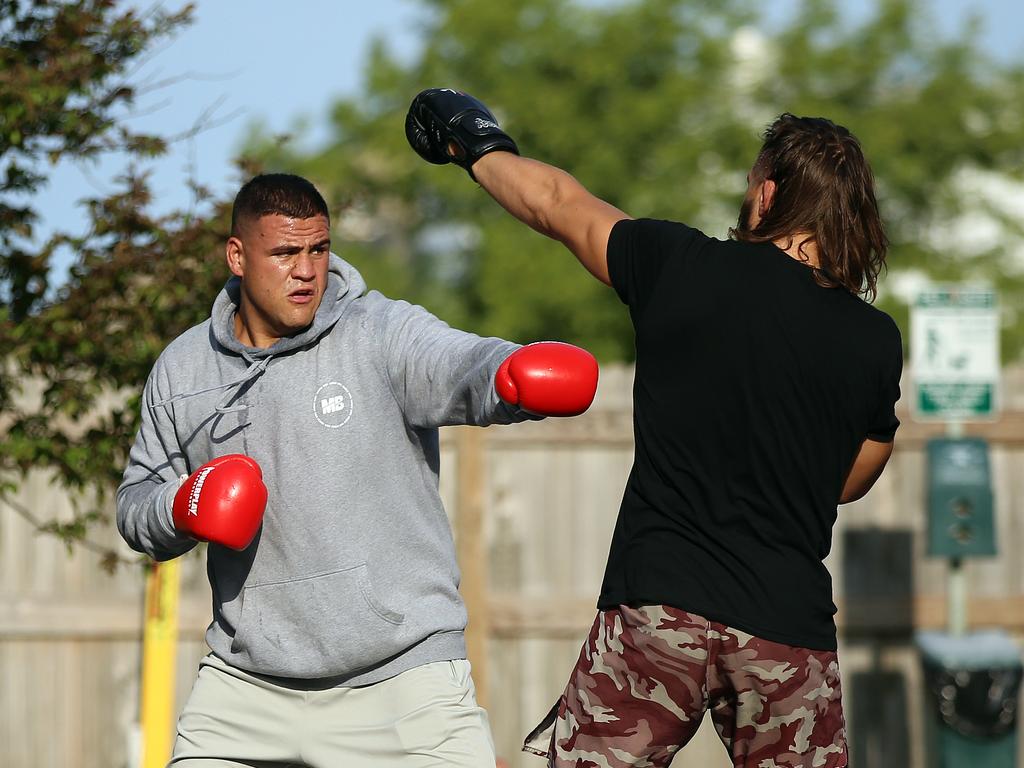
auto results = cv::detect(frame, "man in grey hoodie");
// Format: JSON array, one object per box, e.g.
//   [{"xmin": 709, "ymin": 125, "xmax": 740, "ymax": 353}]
[{"xmin": 117, "ymin": 173, "xmax": 598, "ymax": 767}]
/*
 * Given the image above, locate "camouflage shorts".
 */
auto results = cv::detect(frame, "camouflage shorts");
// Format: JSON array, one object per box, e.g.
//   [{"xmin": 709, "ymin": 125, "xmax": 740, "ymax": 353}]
[{"xmin": 523, "ymin": 605, "xmax": 847, "ymax": 767}]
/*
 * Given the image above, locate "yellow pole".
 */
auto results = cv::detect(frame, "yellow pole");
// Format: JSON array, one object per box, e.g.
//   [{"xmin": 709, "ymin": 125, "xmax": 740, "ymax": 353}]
[{"xmin": 140, "ymin": 558, "xmax": 180, "ymax": 768}]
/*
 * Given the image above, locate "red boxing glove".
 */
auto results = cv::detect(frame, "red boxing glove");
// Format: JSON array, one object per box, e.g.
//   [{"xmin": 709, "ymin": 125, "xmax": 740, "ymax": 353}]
[
  {"xmin": 495, "ymin": 342, "xmax": 599, "ymax": 417},
  {"xmin": 172, "ymin": 454, "xmax": 267, "ymax": 551}
]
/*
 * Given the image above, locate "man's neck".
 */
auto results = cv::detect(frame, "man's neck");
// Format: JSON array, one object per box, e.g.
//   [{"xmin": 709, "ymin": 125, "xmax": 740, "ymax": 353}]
[
  {"xmin": 773, "ymin": 232, "xmax": 820, "ymax": 269},
  {"xmin": 234, "ymin": 308, "xmax": 276, "ymax": 349}
]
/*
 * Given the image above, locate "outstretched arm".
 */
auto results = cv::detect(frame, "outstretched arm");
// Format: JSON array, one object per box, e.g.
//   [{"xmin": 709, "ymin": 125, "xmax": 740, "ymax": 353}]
[
  {"xmin": 472, "ymin": 152, "xmax": 629, "ymax": 286},
  {"xmin": 405, "ymin": 88, "xmax": 629, "ymax": 286}
]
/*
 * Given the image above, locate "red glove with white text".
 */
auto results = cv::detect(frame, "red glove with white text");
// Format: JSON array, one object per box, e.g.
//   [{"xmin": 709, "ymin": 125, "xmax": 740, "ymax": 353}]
[
  {"xmin": 172, "ymin": 454, "xmax": 267, "ymax": 551},
  {"xmin": 496, "ymin": 342, "xmax": 599, "ymax": 417}
]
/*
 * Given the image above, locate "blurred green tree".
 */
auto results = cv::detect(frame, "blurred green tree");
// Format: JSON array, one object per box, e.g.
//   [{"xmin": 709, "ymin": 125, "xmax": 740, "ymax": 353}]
[
  {"xmin": 0, "ymin": 0, "xmax": 234, "ymax": 567},
  {"xmin": 251, "ymin": 0, "xmax": 1024, "ymax": 360},
  {"xmin": 4, "ymin": 0, "xmax": 1024, "ymax": 561}
]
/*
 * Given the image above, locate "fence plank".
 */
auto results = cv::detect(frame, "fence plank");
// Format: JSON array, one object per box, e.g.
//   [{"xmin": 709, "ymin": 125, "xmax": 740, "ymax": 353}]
[{"xmin": 456, "ymin": 426, "xmax": 490, "ymax": 709}]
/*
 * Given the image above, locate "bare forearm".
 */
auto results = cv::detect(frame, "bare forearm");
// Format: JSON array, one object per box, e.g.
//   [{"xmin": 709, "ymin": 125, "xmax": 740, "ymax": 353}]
[
  {"xmin": 406, "ymin": 89, "xmax": 627, "ymax": 284},
  {"xmin": 473, "ymin": 152, "xmax": 577, "ymax": 240},
  {"xmin": 472, "ymin": 152, "xmax": 627, "ymax": 285}
]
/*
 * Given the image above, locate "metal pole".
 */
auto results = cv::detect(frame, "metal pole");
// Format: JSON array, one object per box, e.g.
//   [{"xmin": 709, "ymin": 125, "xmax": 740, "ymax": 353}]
[
  {"xmin": 140, "ymin": 559, "xmax": 180, "ymax": 768},
  {"xmin": 946, "ymin": 420, "xmax": 966, "ymax": 636}
]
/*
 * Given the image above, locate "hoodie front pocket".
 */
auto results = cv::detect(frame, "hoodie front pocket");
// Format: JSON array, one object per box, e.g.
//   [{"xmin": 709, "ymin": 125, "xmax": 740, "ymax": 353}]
[{"xmin": 231, "ymin": 563, "xmax": 407, "ymax": 678}]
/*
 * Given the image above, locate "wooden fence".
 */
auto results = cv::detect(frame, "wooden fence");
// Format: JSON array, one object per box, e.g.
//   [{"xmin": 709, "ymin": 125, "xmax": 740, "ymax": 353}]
[{"xmin": 2, "ymin": 365, "xmax": 1024, "ymax": 767}]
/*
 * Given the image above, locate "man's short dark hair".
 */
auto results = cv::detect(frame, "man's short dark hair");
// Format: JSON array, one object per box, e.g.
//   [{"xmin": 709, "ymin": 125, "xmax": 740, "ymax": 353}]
[{"xmin": 231, "ymin": 173, "xmax": 329, "ymax": 236}]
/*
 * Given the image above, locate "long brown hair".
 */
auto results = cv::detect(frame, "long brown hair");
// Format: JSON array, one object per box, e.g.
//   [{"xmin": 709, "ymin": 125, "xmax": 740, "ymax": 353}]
[{"xmin": 730, "ymin": 114, "xmax": 888, "ymax": 301}]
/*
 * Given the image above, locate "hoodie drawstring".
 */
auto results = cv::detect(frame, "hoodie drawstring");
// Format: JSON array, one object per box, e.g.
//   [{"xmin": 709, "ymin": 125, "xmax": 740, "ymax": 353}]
[
  {"xmin": 150, "ymin": 354, "xmax": 273, "ymax": 416},
  {"xmin": 215, "ymin": 355, "xmax": 271, "ymax": 414}
]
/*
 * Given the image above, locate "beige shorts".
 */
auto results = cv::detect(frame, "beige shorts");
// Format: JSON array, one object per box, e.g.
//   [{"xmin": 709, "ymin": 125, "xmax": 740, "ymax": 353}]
[{"xmin": 171, "ymin": 653, "xmax": 495, "ymax": 768}]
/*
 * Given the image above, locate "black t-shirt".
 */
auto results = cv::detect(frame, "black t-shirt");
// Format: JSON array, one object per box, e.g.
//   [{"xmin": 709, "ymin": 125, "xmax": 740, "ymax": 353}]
[{"xmin": 601, "ymin": 218, "xmax": 903, "ymax": 651}]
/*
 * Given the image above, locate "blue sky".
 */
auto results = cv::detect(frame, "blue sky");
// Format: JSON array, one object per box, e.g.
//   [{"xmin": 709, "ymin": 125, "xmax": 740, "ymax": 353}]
[
  {"xmin": 34, "ymin": 0, "xmax": 419, "ymax": 247},
  {"xmin": 30, "ymin": 0, "xmax": 1024, "ymax": 276}
]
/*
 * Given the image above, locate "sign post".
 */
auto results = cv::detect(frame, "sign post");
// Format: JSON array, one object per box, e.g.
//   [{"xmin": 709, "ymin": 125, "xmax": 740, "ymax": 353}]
[
  {"xmin": 911, "ymin": 286, "xmax": 999, "ymax": 637},
  {"xmin": 910, "ymin": 287, "xmax": 999, "ymax": 423}
]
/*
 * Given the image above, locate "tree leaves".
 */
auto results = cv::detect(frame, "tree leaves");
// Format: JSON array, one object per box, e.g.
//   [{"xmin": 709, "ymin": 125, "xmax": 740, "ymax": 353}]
[
  {"xmin": 246, "ymin": 0, "xmax": 1024, "ymax": 361},
  {"xmin": 0, "ymin": 1, "xmax": 215, "ymax": 568},
  {"xmin": 4, "ymin": 0, "xmax": 1024, "ymax": 566}
]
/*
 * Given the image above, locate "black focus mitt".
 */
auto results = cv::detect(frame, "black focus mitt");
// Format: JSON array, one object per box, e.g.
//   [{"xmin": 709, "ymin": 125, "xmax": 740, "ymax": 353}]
[{"xmin": 405, "ymin": 88, "xmax": 519, "ymax": 180}]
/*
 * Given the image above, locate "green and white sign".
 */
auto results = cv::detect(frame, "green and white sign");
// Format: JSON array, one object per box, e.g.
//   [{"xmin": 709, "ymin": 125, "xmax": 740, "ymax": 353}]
[{"xmin": 910, "ymin": 287, "xmax": 999, "ymax": 420}]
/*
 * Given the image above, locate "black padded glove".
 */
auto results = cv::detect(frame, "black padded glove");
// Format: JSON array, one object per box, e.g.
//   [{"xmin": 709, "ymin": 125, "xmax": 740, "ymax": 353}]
[{"xmin": 405, "ymin": 88, "xmax": 519, "ymax": 180}]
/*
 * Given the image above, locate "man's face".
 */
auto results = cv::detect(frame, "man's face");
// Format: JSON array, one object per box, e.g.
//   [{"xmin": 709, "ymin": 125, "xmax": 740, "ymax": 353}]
[{"xmin": 226, "ymin": 214, "xmax": 331, "ymax": 347}]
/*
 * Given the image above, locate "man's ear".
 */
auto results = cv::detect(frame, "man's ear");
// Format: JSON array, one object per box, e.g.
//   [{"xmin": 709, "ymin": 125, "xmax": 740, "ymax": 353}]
[
  {"xmin": 758, "ymin": 179, "xmax": 777, "ymax": 217},
  {"xmin": 226, "ymin": 236, "xmax": 244, "ymax": 278}
]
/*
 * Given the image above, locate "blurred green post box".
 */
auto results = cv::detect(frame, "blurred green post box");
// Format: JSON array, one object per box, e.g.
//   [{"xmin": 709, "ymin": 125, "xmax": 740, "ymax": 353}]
[{"xmin": 926, "ymin": 438, "xmax": 995, "ymax": 558}]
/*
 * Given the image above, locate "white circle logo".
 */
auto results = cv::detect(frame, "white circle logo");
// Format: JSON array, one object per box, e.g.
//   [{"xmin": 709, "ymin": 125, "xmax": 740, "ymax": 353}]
[{"xmin": 313, "ymin": 382, "xmax": 354, "ymax": 428}]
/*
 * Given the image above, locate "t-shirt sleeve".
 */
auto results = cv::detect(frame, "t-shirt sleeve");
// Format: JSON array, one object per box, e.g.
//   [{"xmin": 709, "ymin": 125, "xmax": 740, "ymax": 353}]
[
  {"xmin": 866, "ymin": 320, "xmax": 904, "ymax": 442},
  {"xmin": 607, "ymin": 218, "xmax": 705, "ymax": 312}
]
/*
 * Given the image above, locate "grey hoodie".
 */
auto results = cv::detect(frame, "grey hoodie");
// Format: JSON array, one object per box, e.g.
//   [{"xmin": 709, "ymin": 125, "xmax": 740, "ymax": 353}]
[{"xmin": 117, "ymin": 254, "xmax": 530, "ymax": 685}]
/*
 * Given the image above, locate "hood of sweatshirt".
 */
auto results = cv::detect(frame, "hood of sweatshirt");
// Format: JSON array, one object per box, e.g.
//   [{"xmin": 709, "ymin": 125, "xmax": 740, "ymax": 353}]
[
  {"xmin": 212, "ymin": 253, "xmax": 367, "ymax": 358},
  {"xmin": 152, "ymin": 254, "xmax": 368, "ymax": 416}
]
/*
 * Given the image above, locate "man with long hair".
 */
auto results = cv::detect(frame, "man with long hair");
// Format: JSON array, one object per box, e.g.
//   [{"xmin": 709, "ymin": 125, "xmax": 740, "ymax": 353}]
[{"xmin": 406, "ymin": 91, "xmax": 902, "ymax": 768}]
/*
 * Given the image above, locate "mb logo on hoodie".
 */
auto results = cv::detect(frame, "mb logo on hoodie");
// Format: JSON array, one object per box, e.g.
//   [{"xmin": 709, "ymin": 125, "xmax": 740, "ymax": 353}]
[{"xmin": 314, "ymin": 381, "xmax": 354, "ymax": 428}]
